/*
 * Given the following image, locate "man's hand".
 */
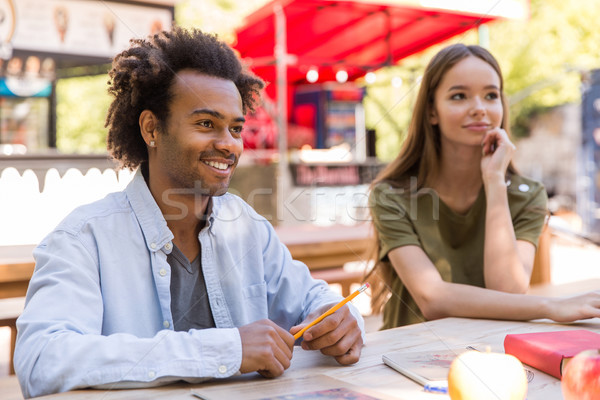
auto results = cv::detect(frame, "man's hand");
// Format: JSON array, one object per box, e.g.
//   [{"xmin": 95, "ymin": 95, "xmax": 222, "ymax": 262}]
[
  {"xmin": 238, "ymin": 319, "xmax": 295, "ymax": 378},
  {"xmin": 290, "ymin": 304, "xmax": 363, "ymax": 365}
]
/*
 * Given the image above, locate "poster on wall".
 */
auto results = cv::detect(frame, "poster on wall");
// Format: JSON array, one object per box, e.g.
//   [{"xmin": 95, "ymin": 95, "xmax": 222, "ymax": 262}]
[
  {"xmin": 8, "ymin": 0, "xmax": 172, "ymax": 59},
  {"xmin": 0, "ymin": 0, "xmax": 16, "ymax": 59}
]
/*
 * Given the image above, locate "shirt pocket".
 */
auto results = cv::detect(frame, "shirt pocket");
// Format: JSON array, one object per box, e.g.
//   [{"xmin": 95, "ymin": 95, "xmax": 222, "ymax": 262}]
[
  {"xmin": 242, "ymin": 282, "xmax": 267, "ymax": 299},
  {"xmin": 242, "ymin": 282, "xmax": 268, "ymax": 319}
]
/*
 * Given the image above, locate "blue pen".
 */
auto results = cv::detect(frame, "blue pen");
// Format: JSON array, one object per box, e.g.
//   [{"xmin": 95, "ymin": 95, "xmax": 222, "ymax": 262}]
[{"xmin": 424, "ymin": 380, "xmax": 448, "ymax": 394}]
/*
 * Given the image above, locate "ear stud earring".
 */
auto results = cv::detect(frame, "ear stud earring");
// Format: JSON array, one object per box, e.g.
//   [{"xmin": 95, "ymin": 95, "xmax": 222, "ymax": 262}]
[{"xmin": 149, "ymin": 140, "xmax": 155, "ymax": 147}]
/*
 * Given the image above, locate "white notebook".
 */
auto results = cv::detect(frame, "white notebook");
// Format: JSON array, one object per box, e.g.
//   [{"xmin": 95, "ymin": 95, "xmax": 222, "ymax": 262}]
[{"xmin": 382, "ymin": 348, "xmax": 468, "ymax": 386}]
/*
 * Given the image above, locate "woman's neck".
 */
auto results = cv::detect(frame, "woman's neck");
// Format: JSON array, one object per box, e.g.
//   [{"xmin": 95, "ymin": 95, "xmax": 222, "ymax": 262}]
[{"xmin": 431, "ymin": 141, "xmax": 484, "ymax": 214}]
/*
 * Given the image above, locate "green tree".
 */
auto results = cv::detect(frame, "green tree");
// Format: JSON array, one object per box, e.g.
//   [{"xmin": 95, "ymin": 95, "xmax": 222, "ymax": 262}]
[
  {"xmin": 176, "ymin": 0, "xmax": 267, "ymax": 38},
  {"xmin": 55, "ymin": 0, "xmax": 600, "ymax": 157},
  {"xmin": 365, "ymin": 0, "xmax": 600, "ymax": 160},
  {"xmin": 54, "ymin": 0, "xmax": 269, "ymax": 154},
  {"xmin": 492, "ymin": 0, "xmax": 600, "ymax": 136},
  {"xmin": 56, "ymin": 74, "xmax": 110, "ymax": 154}
]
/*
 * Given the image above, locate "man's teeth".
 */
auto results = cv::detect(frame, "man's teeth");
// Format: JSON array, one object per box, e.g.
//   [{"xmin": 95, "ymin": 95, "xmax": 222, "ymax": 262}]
[{"xmin": 204, "ymin": 161, "xmax": 228, "ymax": 170}]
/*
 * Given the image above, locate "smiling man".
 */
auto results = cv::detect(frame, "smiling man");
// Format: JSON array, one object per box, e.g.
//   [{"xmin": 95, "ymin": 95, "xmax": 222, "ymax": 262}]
[{"xmin": 14, "ymin": 28, "xmax": 364, "ymax": 398}]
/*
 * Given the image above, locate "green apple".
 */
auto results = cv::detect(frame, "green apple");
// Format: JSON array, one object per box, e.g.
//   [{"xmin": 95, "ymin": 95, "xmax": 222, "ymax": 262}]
[{"xmin": 448, "ymin": 350, "xmax": 528, "ymax": 400}]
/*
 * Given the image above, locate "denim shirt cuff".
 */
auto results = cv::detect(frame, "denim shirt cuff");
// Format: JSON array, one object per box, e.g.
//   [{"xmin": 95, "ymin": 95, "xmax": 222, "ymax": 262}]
[{"xmin": 198, "ymin": 327, "xmax": 242, "ymax": 377}]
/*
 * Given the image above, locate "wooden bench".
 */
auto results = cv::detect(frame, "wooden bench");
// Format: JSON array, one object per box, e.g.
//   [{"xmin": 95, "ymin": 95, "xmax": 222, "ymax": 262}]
[
  {"xmin": 276, "ymin": 221, "xmax": 554, "ymax": 295},
  {"xmin": 0, "ymin": 297, "xmax": 26, "ymax": 375},
  {"xmin": 0, "ymin": 246, "xmax": 35, "ymax": 375},
  {"xmin": 275, "ymin": 224, "xmax": 371, "ymax": 296},
  {"xmin": 0, "ymin": 225, "xmax": 552, "ymax": 376},
  {"xmin": 310, "ymin": 268, "xmax": 365, "ymax": 297}
]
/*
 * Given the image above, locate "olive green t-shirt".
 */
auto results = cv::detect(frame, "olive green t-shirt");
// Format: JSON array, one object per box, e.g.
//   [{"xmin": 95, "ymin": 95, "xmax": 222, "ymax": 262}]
[{"xmin": 369, "ymin": 175, "xmax": 548, "ymax": 329}]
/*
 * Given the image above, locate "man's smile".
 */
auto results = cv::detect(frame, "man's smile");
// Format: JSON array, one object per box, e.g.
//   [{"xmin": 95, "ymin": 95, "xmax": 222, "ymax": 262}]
[{"xmin": 202, "ymin": 160, "xmax": 230, "ymax": 170}]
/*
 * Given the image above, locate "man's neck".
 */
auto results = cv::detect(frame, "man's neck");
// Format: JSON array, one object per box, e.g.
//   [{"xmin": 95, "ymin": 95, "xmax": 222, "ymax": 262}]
[
  {"xmin": 168, "ymin": 218, "xmax": 205, "ymax": 262},
  {"xmin": 143, "ymin": 165, "xmax": 210, "ymax": 261}
]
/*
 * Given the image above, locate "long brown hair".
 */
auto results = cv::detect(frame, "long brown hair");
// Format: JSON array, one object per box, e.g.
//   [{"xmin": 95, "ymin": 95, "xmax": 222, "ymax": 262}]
[{"xmin": 365, "ymin": 43, "xmax": 517, "ymax": 313}]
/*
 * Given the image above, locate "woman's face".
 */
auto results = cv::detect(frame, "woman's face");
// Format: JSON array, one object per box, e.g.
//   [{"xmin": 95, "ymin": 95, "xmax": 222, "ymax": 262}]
[{"xmin": 429, "ymin": 56, "xmax": 503, "ymax": 149}]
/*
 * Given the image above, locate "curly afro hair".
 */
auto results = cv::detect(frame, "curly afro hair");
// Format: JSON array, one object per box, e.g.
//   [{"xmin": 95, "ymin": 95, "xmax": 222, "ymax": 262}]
[{"xmin": 106, "ymin": 27, "xmax": 264, "ymax": 170}]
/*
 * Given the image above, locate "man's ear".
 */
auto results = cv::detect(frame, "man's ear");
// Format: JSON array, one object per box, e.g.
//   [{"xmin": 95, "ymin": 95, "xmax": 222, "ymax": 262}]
[{"xmin": 139, "ymin": 110, "xmax": 159, "ymax": 147}]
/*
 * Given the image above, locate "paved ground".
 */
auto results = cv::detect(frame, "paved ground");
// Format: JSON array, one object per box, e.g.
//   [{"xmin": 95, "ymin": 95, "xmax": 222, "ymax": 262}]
[{"xmin": 1, "ymin": 237, "xmax": 598, "ymax": 378}]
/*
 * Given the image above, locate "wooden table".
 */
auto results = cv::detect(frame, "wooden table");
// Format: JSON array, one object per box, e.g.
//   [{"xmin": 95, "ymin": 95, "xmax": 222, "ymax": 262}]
[
  {"xmin": 0, "ymin": 375, "xmax": 23, "ymax": 400},
  {"xmin": 25, "ymin": 315, "xmax": 597, "ymax": 399},
  {"xmin": 0, "ymin": 278, "xmax": 591, "ymax": 399}
]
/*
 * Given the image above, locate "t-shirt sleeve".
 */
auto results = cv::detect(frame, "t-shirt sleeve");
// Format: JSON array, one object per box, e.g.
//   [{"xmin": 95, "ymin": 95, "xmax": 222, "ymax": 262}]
[
  {"xmin": 511, "ymin": 180, "xmax": 549, "ymax": 248},
  {"xmin": 369, "ymin": 183, "xmax": 422, "ymax": 261}
]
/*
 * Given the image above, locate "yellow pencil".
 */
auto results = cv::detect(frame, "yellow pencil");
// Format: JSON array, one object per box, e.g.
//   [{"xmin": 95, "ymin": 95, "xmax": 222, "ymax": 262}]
[{"xmin": 293, "ymin": 282, "xmax": 370, "ymax": 340}]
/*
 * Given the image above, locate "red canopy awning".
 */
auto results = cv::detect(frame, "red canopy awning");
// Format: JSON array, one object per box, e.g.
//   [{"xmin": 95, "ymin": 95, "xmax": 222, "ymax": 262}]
[{"xmin": 233, "ymin": 0, "xmax": 502, "ymax": 96}]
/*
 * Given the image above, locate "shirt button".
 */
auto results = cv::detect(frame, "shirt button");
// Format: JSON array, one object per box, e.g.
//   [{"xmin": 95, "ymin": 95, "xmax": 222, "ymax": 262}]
[
  {"xmin": 159, "ymin": 269, "xmax": 167, "ymax": 277},
  {"xmin": 165, "ymin": 242, "xmax": 172, "ymax": 250},
  {"xmin": 148, "ymin": 371, "xmax": 156, "ymax": 379},
  {"xmin": 518, "ymin": 184, "xmax": 530, "ymax": 192},
  {"xmin": 218, "ymin": 365, "xmax": 227, "ymax": 374},
  {"xmin": 150, "ymin": 243, "xmax": 157, "ymax": 249},
  {"xmin": 163, "ymin": 320, "xmax": 170, "ymax": 328}
]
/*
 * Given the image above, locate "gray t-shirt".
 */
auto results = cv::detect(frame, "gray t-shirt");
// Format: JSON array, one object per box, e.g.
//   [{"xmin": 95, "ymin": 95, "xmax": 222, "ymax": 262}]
[{"xmin": 168, "ymin": 243, "xmax": 216, "ymax": 331}]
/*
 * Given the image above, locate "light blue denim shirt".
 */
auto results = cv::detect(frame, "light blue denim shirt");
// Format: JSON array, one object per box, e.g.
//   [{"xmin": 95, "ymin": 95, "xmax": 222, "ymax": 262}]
[{"xmin": 15, "ymin": 170, "xmax": 365, "ymax": 398}]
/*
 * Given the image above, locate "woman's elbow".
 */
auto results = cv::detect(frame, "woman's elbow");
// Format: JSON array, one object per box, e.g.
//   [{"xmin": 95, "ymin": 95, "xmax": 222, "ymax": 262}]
[
  {"xmin": 414, "ymin": 291, "xmax": 450, "ymax": 321},
  {"xmin": 420, "ymin": 307, "xmax": 448, "ymax": 321},
  {"xmin": 511, "ymin": 281, "xmax": 530, "ymax": 294}
]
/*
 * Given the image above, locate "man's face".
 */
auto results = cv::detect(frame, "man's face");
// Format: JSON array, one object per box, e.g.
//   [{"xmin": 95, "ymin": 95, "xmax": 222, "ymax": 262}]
[{"xmin": 152, "ymin": 70, "xmax": 245, "ymax": 197}]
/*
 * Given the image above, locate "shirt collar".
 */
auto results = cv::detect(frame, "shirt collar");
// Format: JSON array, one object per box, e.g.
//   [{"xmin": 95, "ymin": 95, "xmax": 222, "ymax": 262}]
[
  {"xmin": 125, "ymin": 168, "xmax": 174, "ymax": 252},
  {"xmin": 125, "ymin": 168, "xmax": 222, "ymax": 248}
]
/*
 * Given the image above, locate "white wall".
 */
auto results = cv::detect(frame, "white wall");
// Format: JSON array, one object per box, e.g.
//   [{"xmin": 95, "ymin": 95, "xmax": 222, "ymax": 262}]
[{"xmin": 0, "ymin": 167, "xmax": 134, "ymax": 245}]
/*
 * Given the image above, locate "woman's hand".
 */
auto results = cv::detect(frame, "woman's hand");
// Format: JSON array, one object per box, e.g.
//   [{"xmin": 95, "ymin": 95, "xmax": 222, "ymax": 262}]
[
  {"xmin": 480, "ymin": 128, "xmax": 516, "ymax": 185},
  {"xmin": 547, "ymin": 291, "xmax": 600, "ymax": 322}
]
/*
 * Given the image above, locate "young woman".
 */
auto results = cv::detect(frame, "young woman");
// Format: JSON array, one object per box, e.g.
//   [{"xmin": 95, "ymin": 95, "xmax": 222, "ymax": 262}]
[{"xmin": 367, "ymin": 43, "xmax": 600, "ymax": 328}]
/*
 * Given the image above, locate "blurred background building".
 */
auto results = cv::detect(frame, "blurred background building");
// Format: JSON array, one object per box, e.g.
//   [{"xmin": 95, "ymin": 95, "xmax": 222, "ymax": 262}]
[{"xmin": 0, "ymin": 0, "xmax": 599, "ymax": 245}]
